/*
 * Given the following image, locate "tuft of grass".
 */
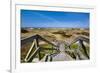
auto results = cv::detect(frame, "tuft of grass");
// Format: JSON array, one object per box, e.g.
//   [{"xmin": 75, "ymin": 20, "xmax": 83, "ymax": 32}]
[
  {"xmin": 40, "ymin": 44, "xmax": 53, "ymax": 49},
  {"xmin": 40, "ymin": 44, "xmax": 57, "ymax": 54},
  {"xmin": 70, "ymin": 43, "xmax": 79, "ymax": 49}
]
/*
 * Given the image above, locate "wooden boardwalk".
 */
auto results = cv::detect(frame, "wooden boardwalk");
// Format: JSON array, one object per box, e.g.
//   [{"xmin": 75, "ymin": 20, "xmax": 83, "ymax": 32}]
[
  {"xmin": 53, "ymin": 42, "xmax": 74, "ymax": 61},
  {"xmin": 21, "ymin": 34, "xmax": 89, "ymax": 62}
]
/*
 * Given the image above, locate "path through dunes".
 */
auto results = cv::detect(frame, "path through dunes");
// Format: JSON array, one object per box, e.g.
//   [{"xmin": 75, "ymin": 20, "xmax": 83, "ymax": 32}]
[{"xmin": 53, "ymin": 42, "xmax": 74, "ymax": 61}]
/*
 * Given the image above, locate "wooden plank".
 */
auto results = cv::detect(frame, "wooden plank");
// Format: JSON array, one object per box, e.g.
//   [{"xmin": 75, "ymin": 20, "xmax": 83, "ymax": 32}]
[
  {"xmin": 70, "ymin": 36, "xmax": 89, "ymax": 45},
  {"xmin": 35, "ymin": 38, "xmax": 41, "ymax": 60},
  {"xmin": 76, "ymin": 49, "xmax": 88, "ymax": 60},
  {"xmin": 79, "ymin": 40, "xmax": 89, "ymax": 59},
  {"xmin": 24, "ymin": 40, "xmax": 35, "ymax": 62},
  {"xmin": 27, "ymin": 47, "xmax": 40, "ymax": 62},
  {"xmin": 21, "ymin": 35, "xmax": 37, "ymax": 45},
  {"xmin": 21, "ymin": 34, "xmax": 57, "ymax": 47}
]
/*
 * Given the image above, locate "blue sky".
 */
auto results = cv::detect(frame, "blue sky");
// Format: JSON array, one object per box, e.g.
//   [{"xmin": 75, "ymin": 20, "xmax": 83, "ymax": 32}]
[{"xmin": 21, "ymin": 9, "xmax": 89, "ymax": 28}]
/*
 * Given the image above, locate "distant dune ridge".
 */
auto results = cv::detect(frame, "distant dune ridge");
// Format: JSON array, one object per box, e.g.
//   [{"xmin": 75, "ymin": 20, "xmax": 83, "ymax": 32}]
[{"xmin": 21, "ymin": 28, "xmax": 89, "ymax": 42}]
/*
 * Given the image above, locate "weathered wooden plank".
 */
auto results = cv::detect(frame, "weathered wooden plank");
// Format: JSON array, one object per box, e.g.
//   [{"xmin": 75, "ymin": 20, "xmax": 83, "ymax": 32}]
[
  {"xmin": 21, "ymin": 35, "xmax": 37, "ymax": 45},
  {"xmin": 35, "ymin": 38, "xmax": 41, "ymax": 60},
  {"xmin": 79, "ymin": 40, "xmax": 89, "ymax": 59},
  {"xmin": 70, "ymin": 36, "xmax": 89, "ymax": 45},
  {"xmin": 24, "ymin": 40, "xmax": 35, "ymax": 61},
  {"xmin": 75, "ymin": 49, "xmax": 88, "ymax": 60},
  {"xmin": 27, "ymin": 47, "xmax": 40, "ymax": 62},
  {"xmin": 21, "ymin": 34, "xmax": 57, "ymax": 47}
]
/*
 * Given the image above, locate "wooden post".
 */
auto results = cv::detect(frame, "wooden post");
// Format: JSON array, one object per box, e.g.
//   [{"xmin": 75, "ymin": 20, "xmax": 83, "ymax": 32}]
[
  {"xmin": 27, "ymin": 38, "xmax": 41, "ymax": 62},
  {"xmin": 79, "ymin": 40, "xmax": 89, "ymax": 59},
  {"xmin": 28, "ymin": 47, "xmax": 40, "ymax": 62},
  {"xmin": 50, "ymin": 56, "xmax": 52, "ymax": 62},
  {"xmin": 52, "ymin": 45, "xmax": 53, "ymax": 54},
  {"xmin": 24, "ymin": 40, "xmax": 35, "ymax": 62},
  {"xmin": 36, "ymin": 37, "xmax": 41, "ymax": 60},
  {"xmin": 45, "ymin": 55, "xmax": 48, "ymax": 62}
]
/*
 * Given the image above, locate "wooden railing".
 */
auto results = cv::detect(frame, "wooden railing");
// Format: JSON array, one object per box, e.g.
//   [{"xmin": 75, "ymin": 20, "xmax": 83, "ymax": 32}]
[
  {"xmin": 21, "ymin": 34, "xmax": 58, "ymax": 62},
  {"xmin": 65, "ymin": 36, "xmax": 89, "ymax": 60},
  {"xmin": 21, "ymin": 35, "xmax": 89, "ymax": 62}
]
